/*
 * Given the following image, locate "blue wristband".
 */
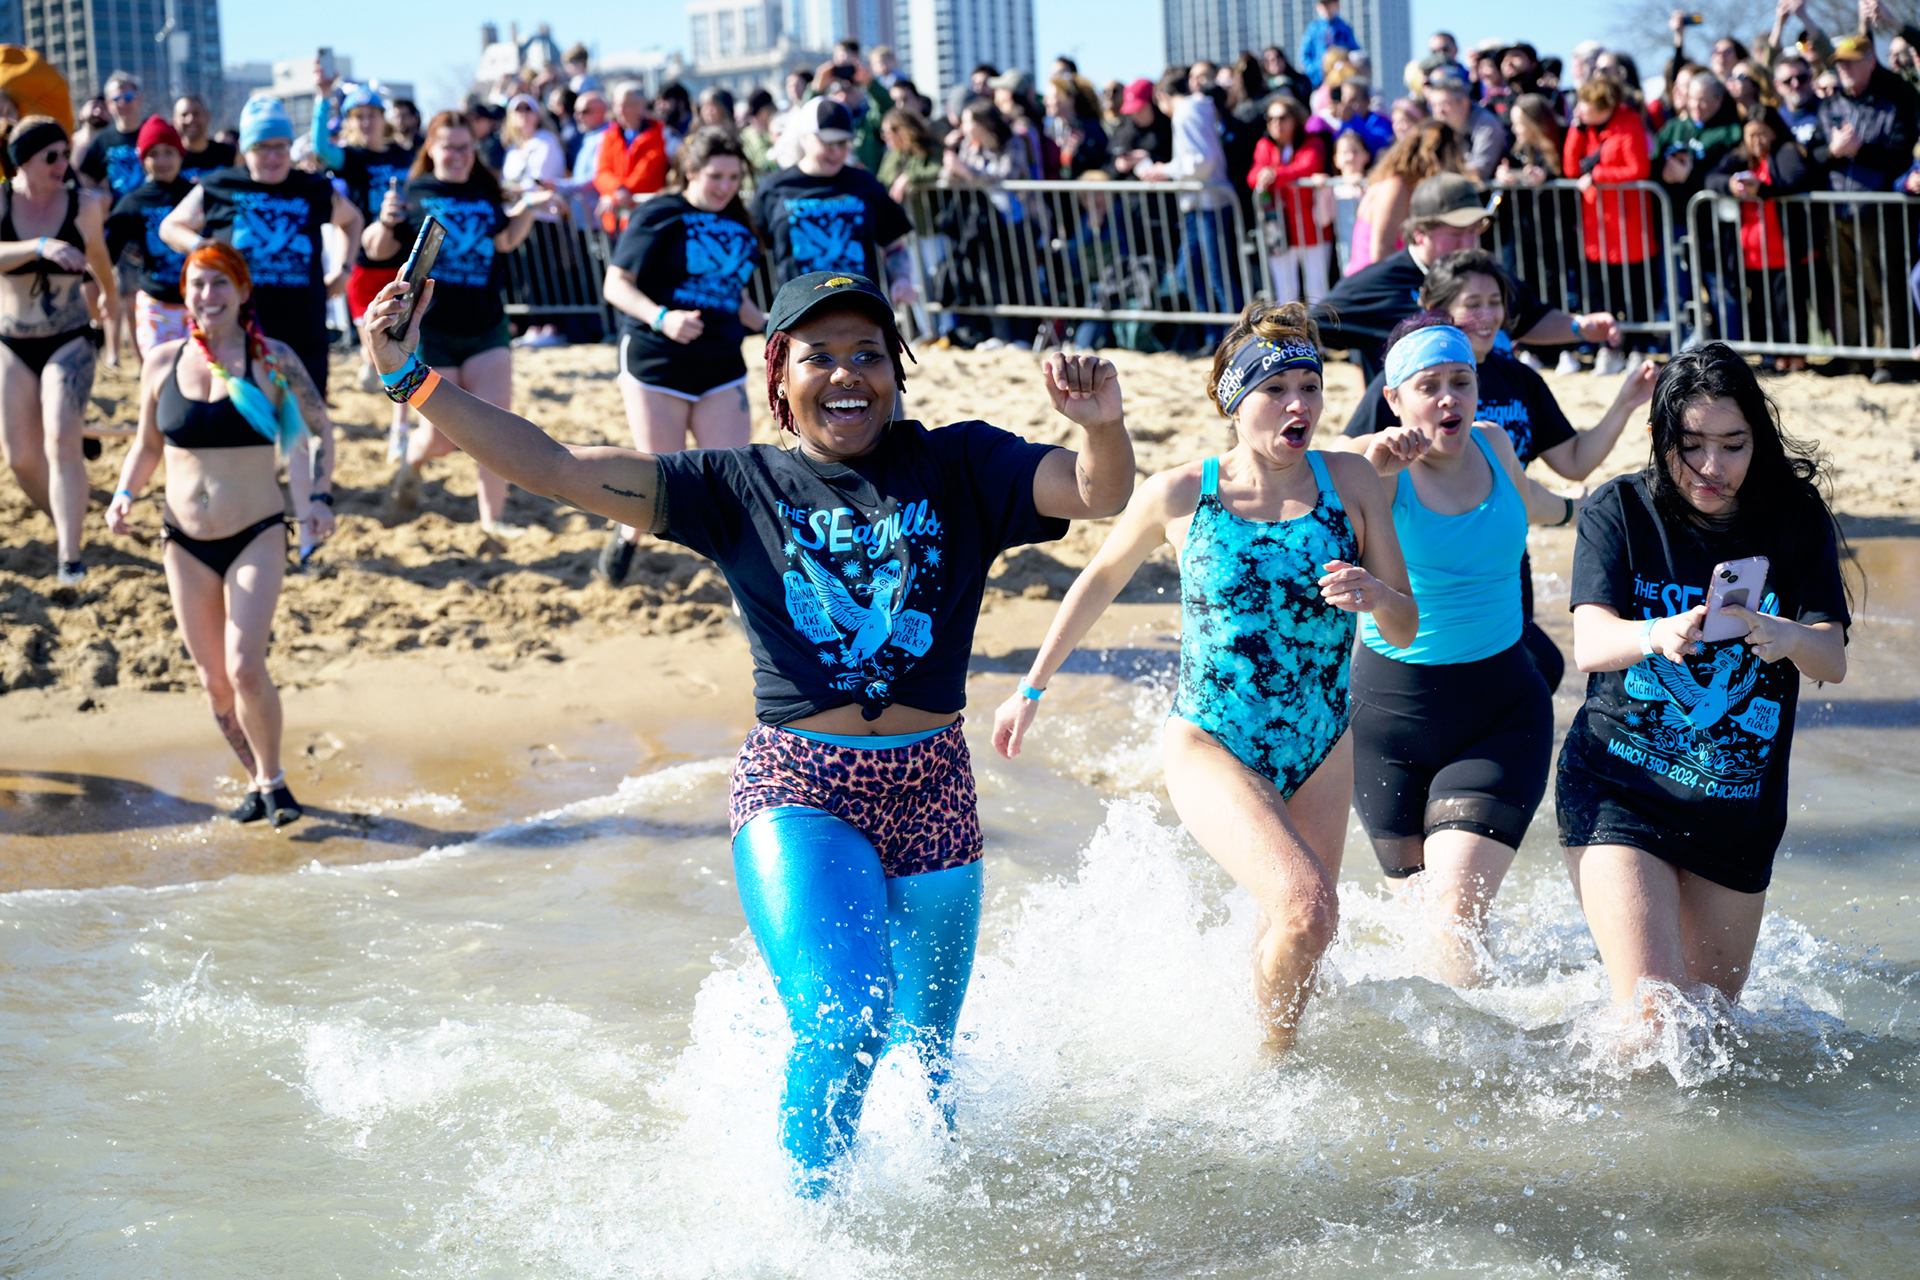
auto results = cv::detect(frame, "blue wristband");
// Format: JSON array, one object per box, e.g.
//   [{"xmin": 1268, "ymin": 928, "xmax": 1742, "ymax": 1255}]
[
  {"xmin": 379, "ymin": 354, "xmax": 422, "ymax": 388},
  {"xmin": 1018, "ymin": 682, "xmax": 1045, "ymax": 701}
]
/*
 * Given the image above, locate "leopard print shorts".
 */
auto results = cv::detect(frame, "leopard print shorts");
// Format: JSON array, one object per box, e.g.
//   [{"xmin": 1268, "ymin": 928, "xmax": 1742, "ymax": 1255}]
[{"xmin": 728, "ymin": 719, "xmax": 984, "ymax": 878}]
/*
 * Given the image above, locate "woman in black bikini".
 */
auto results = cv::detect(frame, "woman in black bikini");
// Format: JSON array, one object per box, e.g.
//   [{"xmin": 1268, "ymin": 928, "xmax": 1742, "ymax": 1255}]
[
  {"xmin": 104, "ymin": 243, "xmax": 336, "ymax": 826},
  {"xmin": 0, "ymin": 115, "xmax": 119, "ymax": 585}
]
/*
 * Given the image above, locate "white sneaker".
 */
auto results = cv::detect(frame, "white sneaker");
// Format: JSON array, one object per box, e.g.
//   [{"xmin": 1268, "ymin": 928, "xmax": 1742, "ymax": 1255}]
[
  {"xmin": 357, "ymin": 360, "xmax": 382, "ymax": 395},
  {"xmin": 1592, "ymin": 347, "xmax": 1627, "ymax": 377},
  {"xmin": 387, "ymin": 420, "xmax": 411, "ymax": 461},
  {"xmin": 1555, "ymin": 350, "xmax": 1583, "ymax": 375},
  {"xmin": 978, "ymin": 338, "xmax": 1008, "ymax": 351},
  {"xmin": 1515, "ymin": 349, "xmax": 1547, "ymax": 372}
]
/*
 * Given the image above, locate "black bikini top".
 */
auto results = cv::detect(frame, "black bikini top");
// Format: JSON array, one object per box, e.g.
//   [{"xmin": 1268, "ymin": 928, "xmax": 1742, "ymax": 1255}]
[
  {"xmin": 159, "ymin": 344, "xmax": 269, "ymax": 449},
  {"xmin": 2, "ymin": 184, "xmax": 87, "ymax": 280}
]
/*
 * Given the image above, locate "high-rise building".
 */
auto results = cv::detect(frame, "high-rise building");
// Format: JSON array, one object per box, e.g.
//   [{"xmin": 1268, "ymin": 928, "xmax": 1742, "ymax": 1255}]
[
  {"xmin": 898, "ymin": 0, "xmax": 1033, "ymax": 104},
  {"xmin": 783, "ymin": 0, "xmax": 895, "ymax": 54},
  {"xmin": 1165, "ymin": 0, "xmax": 1408, "ymax": 96},
  {"xmin": 19, "ymin": 0, "xmax": 223, "ymax": 106}
]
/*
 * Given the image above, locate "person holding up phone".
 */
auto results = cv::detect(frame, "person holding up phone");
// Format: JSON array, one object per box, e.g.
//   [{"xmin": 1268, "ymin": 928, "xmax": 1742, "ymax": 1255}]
[
  {"xmin": 1347, "ymin": 317, "xmax": 1584, "ymax": 987},
  {"xmin": 1556, "ymin": 345, "xmax": 1850, "ymax": 1029},
  {"xmin": 363, "ymin": 110, "xmax": 550, "ymax": 533}
]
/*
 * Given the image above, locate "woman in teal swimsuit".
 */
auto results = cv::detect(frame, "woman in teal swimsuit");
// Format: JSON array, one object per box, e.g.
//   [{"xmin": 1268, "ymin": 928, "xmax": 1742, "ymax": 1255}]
[{"xmin": 993, "ymin": 301, "xmax": 1418, "ymax": 1053}]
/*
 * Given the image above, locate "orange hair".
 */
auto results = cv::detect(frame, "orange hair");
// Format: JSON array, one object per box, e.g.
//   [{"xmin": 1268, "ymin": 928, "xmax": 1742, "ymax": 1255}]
[{"xmin": 179, "ymin": 240, "xmax": 253, "ymax": 298}]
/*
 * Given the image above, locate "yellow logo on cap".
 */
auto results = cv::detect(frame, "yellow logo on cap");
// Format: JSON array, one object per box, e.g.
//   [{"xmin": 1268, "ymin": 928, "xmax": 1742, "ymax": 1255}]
[{"xmin": 817, "ymin": 276, "xmax": 855, "ymax": 288}]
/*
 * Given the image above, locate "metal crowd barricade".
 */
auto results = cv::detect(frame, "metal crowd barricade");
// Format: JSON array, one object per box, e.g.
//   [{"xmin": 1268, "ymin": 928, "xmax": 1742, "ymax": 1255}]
[
  {"xmin": 900, "ymin": 179, "xmax": 1263, "ymax": 329},
  {"xmin": 1486, "ymin": 179, "xmax": 1685, "ymax": 353},
  {"xmin": 502, "ymin": 217, "xmax": 618, "ymax": 337},
  {"xmin": 1684, "ymin": 189, "xmax": 1920, "ymax": 361}
]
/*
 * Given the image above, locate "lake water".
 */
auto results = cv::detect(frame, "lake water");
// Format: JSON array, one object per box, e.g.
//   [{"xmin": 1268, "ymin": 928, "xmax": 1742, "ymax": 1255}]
[{"xmin": 4, "ymin": 539, "xmax": 1917, "ymax": 1278}]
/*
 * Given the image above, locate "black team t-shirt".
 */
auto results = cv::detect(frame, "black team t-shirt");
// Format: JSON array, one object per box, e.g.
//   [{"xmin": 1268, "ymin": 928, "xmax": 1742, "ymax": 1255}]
[
  {"xmin": 79, "ymin": 122, "xmax": 147, "ymax": 200},
  {"xmin": 197, "ymin": 167, "xmax": 335, "ymax": 361},
  {"xmin": 333, "ymin": 144, "xmax": 417, "ymax": 267},
  {"xmin": 610, "ymin": 192, "xmax": 761, "ymax": 363},
  {"xmin": 179, "ymin": 140, "xmax": 237, "ymax": 186},
  {"xmin": 1344, "ymin": 351, "xmax": 1576, "ymax": 463},
  {"xmin": 656, "ymin": 422, "xmax": 1066, "ymax": 723},
  {"xmin": 749, "ymin": 164, "xmax": 911, "ymax": 287},
  {"xmin": 1316, "ymin": 249, "xmax": 1554, "ymax": 370},
  {"xmin": 401, "ymin": 175, "xmax": 508, "ymax": 336},
  {"xmin": 107, "ymin": 177, "xmax": 194, "ymax": 303},
  {"xmin": 1558, "ymin": 473, "xmax": 1850, "ymax": 887}
]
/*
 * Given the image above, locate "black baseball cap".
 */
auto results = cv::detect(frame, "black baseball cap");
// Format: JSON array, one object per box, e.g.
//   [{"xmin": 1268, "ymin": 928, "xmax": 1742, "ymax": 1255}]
[
  {"xmin": 1409, "ymin": 172, "xmax": 1496, "ymax": 226},
  {"xmin": 765, "ymin": 270, "xmax": 902, "ymax": 342}
]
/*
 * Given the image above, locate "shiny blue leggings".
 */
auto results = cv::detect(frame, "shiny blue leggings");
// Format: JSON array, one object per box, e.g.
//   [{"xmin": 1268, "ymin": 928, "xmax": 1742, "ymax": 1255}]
[{"xmin": 733, "ymin": 806, "xmax": 982, "ymax": 1189}]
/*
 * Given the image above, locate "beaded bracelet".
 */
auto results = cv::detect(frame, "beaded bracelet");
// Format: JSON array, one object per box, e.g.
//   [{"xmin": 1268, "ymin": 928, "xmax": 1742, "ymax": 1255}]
[{"xmin": 380, "ymin": 355, "xmax": 434, "ymax": 404}]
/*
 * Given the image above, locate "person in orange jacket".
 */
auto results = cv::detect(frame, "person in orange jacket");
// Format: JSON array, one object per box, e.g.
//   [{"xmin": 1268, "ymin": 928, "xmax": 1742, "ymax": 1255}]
[{"xmin": 594, "ymin": 82, "xmax": 667, "ymax": 232}]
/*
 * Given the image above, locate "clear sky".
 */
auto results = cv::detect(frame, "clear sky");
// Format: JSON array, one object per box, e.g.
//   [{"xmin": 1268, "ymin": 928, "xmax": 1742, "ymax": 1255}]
[{"xmin": 222, "ymin": 1, "xmax": 1637, "ymax": 114}]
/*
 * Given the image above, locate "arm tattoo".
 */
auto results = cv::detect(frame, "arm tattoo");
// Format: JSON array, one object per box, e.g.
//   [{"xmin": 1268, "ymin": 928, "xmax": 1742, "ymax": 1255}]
[
  {"xmin": 281, "ymin": 356, "xmax": 333, "ymax": 483},
  {"xmin": 48, "ymin": 338, "xmax": 97, "ymax": 418},
  {"xmin": 602, "ymin": 484, "xmax": 647, "ymax": 499},
  {"xmin": 215, "ymin": 708, "xmax": 260, "ymax": 777}
]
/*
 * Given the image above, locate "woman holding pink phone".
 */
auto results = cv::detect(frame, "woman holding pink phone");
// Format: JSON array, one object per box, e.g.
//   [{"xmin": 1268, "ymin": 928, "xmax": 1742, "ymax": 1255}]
[{"xmin": 1556, "ymin": 345, "xmax": 1851, "ymax": 1027}]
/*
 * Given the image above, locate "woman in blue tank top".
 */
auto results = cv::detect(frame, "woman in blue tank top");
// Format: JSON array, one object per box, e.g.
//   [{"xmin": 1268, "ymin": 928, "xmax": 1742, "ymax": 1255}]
[
  {"xmin": 993, "ymin": 302, "xmax": 1418, "ymax": 1055},
  {"xmin": 1348, "ymin": 316, "xmax": 1581, "ymax": 987}
]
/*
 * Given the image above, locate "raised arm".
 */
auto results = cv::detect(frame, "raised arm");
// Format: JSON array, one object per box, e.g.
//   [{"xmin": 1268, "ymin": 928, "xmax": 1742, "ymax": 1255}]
[
  {"xmin": 992, "ymin": 469, "xmax": 1187, "ymax": 758},
  {"xmin": 1030, "ymin": 353, "xmax": 1135, "ymax": 520},
  {"xmin": 362, "ymin": 278, "xmax": 662, "ymax": 528},
  {"xmin": 1538, "ymin": 358, "xmax": 1657, "ymax": 481}
]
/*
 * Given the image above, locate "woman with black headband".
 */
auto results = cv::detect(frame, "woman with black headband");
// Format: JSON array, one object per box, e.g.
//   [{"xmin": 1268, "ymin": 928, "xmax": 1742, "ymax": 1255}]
[
  {"xmin": 995, "ymin": 302, "xmax": 1417, "ymax": 1054},
  {"xmin": 359, "ymin": 268, "xmax": 1134, "ymax": 1193},
  {"xmin": 0, "ymin": 114, "xmax": 119, "ymax": 585}
]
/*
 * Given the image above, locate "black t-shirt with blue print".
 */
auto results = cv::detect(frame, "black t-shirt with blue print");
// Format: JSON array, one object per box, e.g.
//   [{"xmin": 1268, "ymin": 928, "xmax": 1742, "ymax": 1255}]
[
  {"xmin": 657, "ymin": 421, "xmax": 1066, "ymax": 724},
  {"xmin": 80, "ymin": 122, "xmax": 147, "ymax": 200},
  {"xmin": 197, "ymin": 167, "xmax": 333, "ymax": 297},
  {"xmin": 401, "ymin": 175, "xmax": 509, "ymax": 336},
  {"xmin": 107, "ymin": 177, "xmax": 194, "ymax": 303},
  {"xmin": 334, "ymin": 144, "xmax": 417, "ymax": 267},
  {"xmin": 1560, "ymin": 473, "xmax": 1849, "ymax": 870},
  {"xmin": 749, "ymin": 164, "xmax": 911, "ymax": 287},
  {"xmin": 610, "ymin": 193, "xmax": 762, "ymax": 359},
  {"xmin": 179, "ymin": 141, "xmax": 237, "ymax": 187}
]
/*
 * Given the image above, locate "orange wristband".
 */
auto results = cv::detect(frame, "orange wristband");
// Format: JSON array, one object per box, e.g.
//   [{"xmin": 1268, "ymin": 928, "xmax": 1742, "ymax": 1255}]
[{"xmin": 406, "ymin": 369, "xmax": 441, "ymax": 409}]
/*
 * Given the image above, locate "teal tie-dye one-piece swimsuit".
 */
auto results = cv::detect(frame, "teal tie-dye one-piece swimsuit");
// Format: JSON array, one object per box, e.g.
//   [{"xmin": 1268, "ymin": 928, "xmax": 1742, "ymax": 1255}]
[{"xmin": 1170, "ymin": 451, "xmax": 1360, "ymax": 797}]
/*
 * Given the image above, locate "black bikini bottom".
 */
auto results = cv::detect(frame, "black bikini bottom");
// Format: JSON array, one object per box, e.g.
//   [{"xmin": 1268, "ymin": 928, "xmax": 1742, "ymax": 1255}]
[
  {"xmin": 163, "ymin": 514, "xmax": 287, "ymax": 578},
  {"xmin": 0, "ymin": 326, "xmax": 101, "ymax": 377}
]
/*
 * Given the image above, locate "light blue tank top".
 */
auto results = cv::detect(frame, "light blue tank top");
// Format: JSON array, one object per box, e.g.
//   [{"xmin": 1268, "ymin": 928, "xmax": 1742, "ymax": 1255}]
[{"xmin": 1360, "ymin": 428, "xmax": 1526, "ymax": 665}]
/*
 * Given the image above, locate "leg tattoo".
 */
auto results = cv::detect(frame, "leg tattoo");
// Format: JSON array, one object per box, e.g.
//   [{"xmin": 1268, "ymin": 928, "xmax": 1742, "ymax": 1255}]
[{"xmin": 215, "ymin": 707, "xmax": 260, "ymax": 778}]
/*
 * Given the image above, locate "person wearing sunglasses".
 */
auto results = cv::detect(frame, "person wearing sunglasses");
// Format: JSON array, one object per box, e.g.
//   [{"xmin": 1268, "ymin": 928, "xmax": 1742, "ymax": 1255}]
[
  {"xmin": 77, "ymin": 72, "xmax": 151, "ymax": 203},
  {"xmin": 1772, "ymin": 55, "xmax": 1820, "ymax": 145},
  {"xmin": 0, "ymin": 115, "xmax": 120, "ymax": 585}
]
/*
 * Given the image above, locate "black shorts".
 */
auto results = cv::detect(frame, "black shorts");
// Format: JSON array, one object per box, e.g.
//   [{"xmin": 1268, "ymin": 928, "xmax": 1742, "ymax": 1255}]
[
  {"xmin": 619, "ymin": 329, "xmax": 747, "ymax": 400},
  {"xmin": 420, "ymin": 318, "xmax": 511, "ymax": 369},
  {"xmin": 1349, "ymin": 640, "xmax": 1554, "ymax": 873},
  {"xmin": 1554, "ymin": 731, "xmax": 1780, "ymax": 894}
]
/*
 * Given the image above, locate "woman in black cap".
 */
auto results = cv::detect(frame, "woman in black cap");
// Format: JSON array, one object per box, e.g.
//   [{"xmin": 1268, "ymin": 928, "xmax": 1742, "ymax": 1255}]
[{"xmin": 360, "ymin": 267, "xmax": 1134, "ymax": 1193}]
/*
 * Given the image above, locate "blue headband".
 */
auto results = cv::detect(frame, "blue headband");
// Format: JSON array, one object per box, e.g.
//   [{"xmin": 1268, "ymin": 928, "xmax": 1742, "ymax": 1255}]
[
  {"xmin": 1383, "ymin": 324, "xmax": 1476, "ymax": 388},
  {"xmin": 1215, "ymin": 336, "xmax": 1321, "ymax": 414}
]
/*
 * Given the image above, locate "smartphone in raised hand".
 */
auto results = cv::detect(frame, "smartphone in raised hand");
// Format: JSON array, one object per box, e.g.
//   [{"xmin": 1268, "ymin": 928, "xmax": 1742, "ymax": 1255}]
[
  {"xmin": 1701, "ymin": 556, "xmax": 1769, "ymax": 642},
  {"xmin": 387, "ymin": 215, "xmax": 444, "ymax": 344}
]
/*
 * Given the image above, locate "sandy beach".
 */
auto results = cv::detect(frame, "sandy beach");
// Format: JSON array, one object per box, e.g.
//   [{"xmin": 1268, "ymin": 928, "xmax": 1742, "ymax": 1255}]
[{"xmin": 5, "ymin": 339, "xmax": 1918, "ymax": 887}]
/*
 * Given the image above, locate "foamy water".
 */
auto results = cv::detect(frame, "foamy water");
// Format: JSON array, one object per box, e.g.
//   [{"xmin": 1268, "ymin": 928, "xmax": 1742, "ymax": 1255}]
[{"xmin": 4, "ymin": 681, "xmax": 1916, "ymax": 1278}]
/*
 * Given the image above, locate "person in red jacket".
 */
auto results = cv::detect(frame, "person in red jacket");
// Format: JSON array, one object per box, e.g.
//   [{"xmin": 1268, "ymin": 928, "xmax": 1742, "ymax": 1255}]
[
  {"xmin": 1250, "ymin": 95, "xmax": 1331, "ymax": 303},
  {"xmin": 593, "ymin": 82, "xmax": 668, "ymax": 232},
  {"xmin": 1563, "ymin": 76, "xmax": 1657, "ymax": 373}
]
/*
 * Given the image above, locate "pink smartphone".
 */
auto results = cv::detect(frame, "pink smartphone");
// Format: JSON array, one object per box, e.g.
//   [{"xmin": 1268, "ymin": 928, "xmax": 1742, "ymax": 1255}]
[{"xmin": 1700, "ymin": 556, "xmax": 1768, "ymax": 642}]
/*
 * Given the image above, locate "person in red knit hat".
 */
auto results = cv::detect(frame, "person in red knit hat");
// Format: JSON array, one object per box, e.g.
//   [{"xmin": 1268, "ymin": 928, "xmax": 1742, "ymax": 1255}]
[{"xmin": 105, "ymin": 115, "xmax": 193, "ymax": 355}]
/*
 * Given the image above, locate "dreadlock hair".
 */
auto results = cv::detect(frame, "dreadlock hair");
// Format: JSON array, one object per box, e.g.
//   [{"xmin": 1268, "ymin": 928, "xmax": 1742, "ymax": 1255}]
[{"xmin": 763, "ymin": 315, "xmax": 914, "ymax": 436}]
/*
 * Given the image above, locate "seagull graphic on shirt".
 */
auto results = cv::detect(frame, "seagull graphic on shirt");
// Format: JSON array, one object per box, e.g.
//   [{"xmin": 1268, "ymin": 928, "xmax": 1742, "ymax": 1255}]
[{"xmin": 796, "ymin": 553, "xmax": 915, "ymax": 665}]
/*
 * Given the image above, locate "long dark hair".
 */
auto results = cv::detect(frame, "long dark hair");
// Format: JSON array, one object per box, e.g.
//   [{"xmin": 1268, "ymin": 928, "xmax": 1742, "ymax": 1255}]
[
  {"xmin": 1645, "ymin": 345, "xmax": 1850, "ymax": 601},
  {"xmin": 1418, "ymin": 250, "xmax": 1516, "ymax": 334},
  {"xmin": 409, "ymin": 110, "xmax": 504, "ymax": 202}
]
